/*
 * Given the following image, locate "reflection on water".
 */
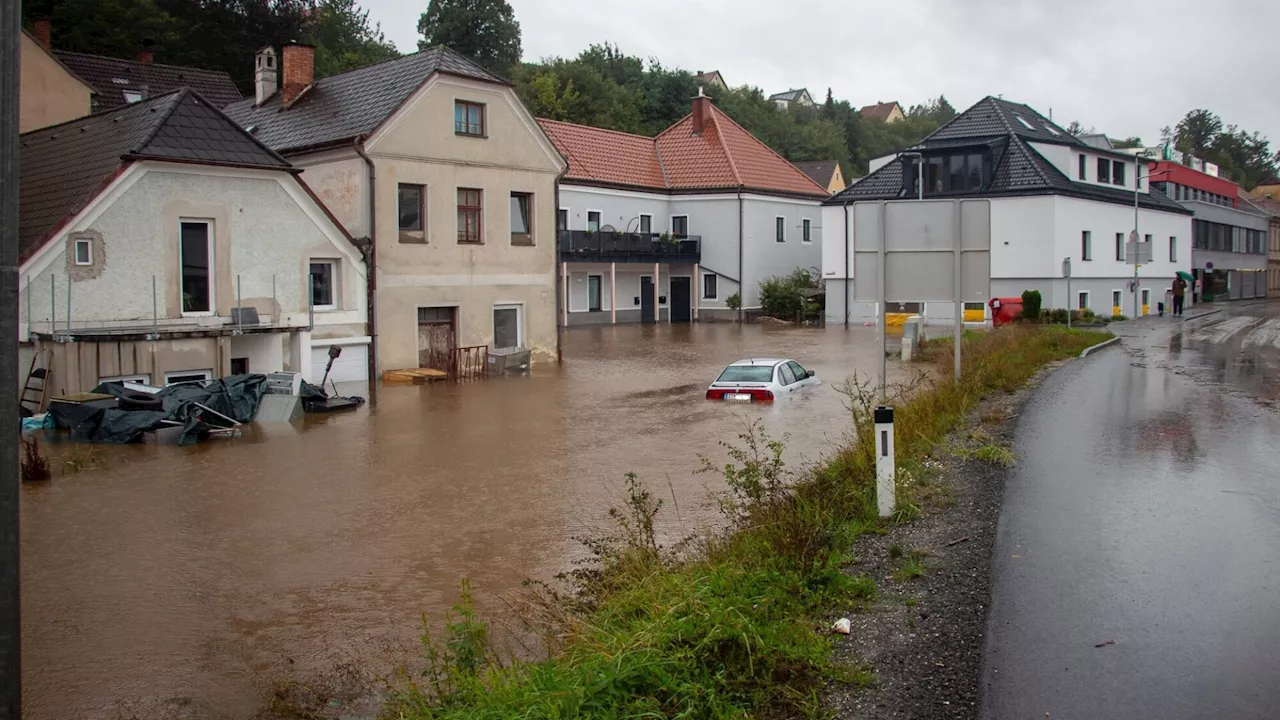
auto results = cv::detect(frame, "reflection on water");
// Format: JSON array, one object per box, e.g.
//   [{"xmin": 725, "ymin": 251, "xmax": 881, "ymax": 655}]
[{"xmin": 22, "ymin": 323, "xmax": 893, "ymax": 720}]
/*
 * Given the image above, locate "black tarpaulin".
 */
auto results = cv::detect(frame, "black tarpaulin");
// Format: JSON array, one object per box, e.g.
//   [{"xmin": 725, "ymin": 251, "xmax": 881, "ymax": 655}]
[{"xmin": 76, "ymin": 374, "xmax": 270, "ymax": 445}]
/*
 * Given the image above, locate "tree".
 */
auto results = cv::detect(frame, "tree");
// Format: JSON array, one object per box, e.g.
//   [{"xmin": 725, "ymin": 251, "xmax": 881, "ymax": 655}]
[
  {"xmin": 417, "ymin": 0, "xmax": 521, "ymax": 76},
  {"xmin": 1112, "ymin": 136, "xmax": 1143, "ymax": 150},
  {"xmin": 310, "ymin": 0, "xmax": 399, "ymax": 77},
  {"xmin": 1064, "ymin": 120, "xmax": 1094, "ymax": 136},
  {"xmin": 1174, "ymin": 109, "xmax": 1222, "ymax": 154}
]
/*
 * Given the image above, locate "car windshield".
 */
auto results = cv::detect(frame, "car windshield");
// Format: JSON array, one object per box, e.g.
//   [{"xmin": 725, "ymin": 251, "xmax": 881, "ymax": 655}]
[{"xmin": 716, "ymin": 365, "xmax": 775, "ymax": 383}]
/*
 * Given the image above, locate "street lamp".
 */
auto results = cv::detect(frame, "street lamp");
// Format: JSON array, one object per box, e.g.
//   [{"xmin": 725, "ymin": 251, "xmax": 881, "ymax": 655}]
[{"xmin": 1132, "ymin": 155, "xmax": 1174, "ymax": 319}]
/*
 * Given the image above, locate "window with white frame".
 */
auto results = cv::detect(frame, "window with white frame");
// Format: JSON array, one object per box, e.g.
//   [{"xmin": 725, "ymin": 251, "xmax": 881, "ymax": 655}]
[
  {"xmin": 180, "ymin": 220, "xmax": 213, "ymax": 315},
  {"xmin": 122, "ymin": 90, "xmax": 144, "ymax": 104},
  {"xmin": 99, "ymin": 373, "xmax": 151, "ymax": 385},
  {"xmin": 510, "ymin": 192, "xmax": 533, "ymax": 246},
  {"xmin": 775, "ymin": 216, "xmax": 786, "ymax": 242},
  {"xmin": 310, "ymin": 259, "xmax": 338, "ymax": 310},
  {"xmin": 493, "ymin": 304, "xmax": 522, "ymax": 350},
  {"xmin": 587, "ymin": 211, "xmax": 601, "ymax": 232},
  {"xmin": 1077, "ymin": 291, "xmax": 1090, "ymax": 311},
  {"xmin": 1078, "ymin": 154, "xmax": 1087, "ymax": 180},
  {"xmin": 802, "ymin": 218, "xmax": 812, "ymax": 243},
  {"xmin": 703, "ymin": 273, "xmax": 717, "ymax": 299},
  {"xmin": 74, "ymin": 237, "xmax": 93, "ymax": 265},
  {"xmin": 1081, "ymin": 231, "xmax": 1092, "ymax": 261},
  {"xmin": 557, "ymin": 208, "xmax": 568, "ymax": 231},
  {"xmin": 165, "ymin": 369, "xmax": 212, "ymax": 386},
  {"xmin": 1112, "ymin": 290, "xmax": 1122, "ymax": 312},
  {"xmin": 671, "ymin": 215, "xmax": 688, "ymax": 237},
  {"xmin": 1115, "ymin": 232, "xmax": 1124, "ymax": 261},
  {"xmin": 639, "ymin": 214, "xmax": 652, "ymax": 235}
]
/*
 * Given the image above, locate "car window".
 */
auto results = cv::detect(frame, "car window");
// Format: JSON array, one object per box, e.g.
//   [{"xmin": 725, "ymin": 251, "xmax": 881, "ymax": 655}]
[
  {"xmin": 716, "ymin": 366, "xmax": 774, "ymax": 383},
  {"xmin": 779, "ymin": 363, "xmax": 796, "ymax": 385},
  {"xmin": 788, "ymin": 362, "xmax": 808, "ymax": 380}
]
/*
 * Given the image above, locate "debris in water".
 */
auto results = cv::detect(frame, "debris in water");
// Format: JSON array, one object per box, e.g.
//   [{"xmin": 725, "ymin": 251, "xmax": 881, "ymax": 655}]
[
  {"xmin": 1094, "ymin": 639, "xmax": 1115, "ymax": 648},
  {"xmin": 832, "ymin": 618, "xmax": 851, "ymax": 635}
]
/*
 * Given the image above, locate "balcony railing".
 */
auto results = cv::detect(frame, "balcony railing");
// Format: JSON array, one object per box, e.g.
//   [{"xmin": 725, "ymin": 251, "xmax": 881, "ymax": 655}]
[{"xmin": 558, "ymin": 230, "xmax": 700, "ymax": 263}]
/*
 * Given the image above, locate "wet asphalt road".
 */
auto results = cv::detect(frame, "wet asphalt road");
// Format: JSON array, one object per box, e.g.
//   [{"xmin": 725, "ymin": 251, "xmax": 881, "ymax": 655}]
[{"xmin": 982, "ymin": 302, "xmax": 1280, "ymax": 720}]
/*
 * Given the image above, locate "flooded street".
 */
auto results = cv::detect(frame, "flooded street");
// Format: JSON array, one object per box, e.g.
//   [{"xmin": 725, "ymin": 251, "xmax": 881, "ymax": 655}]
[{"xmin": 21, "ymin": 323, "xmax": 892, "ymax": 720}]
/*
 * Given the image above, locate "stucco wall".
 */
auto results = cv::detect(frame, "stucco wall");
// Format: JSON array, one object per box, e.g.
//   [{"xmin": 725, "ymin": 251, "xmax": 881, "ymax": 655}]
[
  {"xmin": 19, "ymin": 33, "xmax": 92, "ymax": 132},
  {"xmin": 740, "ymin": 196, "xmax": 822, "ymax": 308},
  {"xmin": 355, "ymin": 74, "xmax": 564, "ymax": 368},
  {"xmin": 1052, "ymin": 196, "xmax": 1190, "ymax": 285},
  {"xmin": 295, "ymin": 151, "xmax": 368, "ymax": 236},
  {"xmin": 560, "ymin": 187, "xmax": 670, "ymax": 234},
  {"xmin": 21, "ymin": 169, "xmax": 365, "ymax": 335}
]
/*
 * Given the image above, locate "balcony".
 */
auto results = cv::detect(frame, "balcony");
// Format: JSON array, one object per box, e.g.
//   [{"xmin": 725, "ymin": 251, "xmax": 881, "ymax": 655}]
[{"xmin": 558, "ymin": 230, "xmax": 700, "ymax": 264}]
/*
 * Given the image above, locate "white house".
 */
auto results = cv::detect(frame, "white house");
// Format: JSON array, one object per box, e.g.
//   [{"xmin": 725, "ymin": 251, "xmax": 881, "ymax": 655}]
[
  {"xmin": 822, "ymin": 96, "xmax": 1193, "ymax": 324},
  {"xmin": 17, "ymin": 88, "xmax": 369, "ymax": 396},
  {"xmin": 539, "ymin": 92, "xmax": 829, "ymax": 324}
]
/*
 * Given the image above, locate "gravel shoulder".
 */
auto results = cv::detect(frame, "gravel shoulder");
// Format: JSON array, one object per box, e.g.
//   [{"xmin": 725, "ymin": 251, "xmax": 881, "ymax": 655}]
[{"xmin": 825, "ymin": 362, "xmax": 1067, "ymax": 720}]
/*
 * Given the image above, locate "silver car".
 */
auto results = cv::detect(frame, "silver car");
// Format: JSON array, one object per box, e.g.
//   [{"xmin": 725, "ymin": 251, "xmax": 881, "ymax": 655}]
[{"xmin": 705, "ymin": 358, "xmax": 821, "ymax": 402}]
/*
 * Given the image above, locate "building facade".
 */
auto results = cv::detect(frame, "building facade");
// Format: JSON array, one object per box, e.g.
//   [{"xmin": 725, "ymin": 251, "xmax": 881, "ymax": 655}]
[
  {"xmin": 18, "ymin": 90, "xmax": 367, "ymax": 396},
  {"xmin": 540, "ymin": 93, "xmax": 828, "ymax": 325},
  {"xmin": 1241, "ymin": 190, "xmax": 1280, "ymax": 297},
  {"xmin": 226, "ymin": 45, "xmax": 566, "ymax": 374},
  {"xmin": 822, "ymin": 96, "xmax": 1192, "ymax": 325},
  {"xmin": 1149, "ymin": 162, "xmax": 1268, "ymax": 301},
  {"xmin": 18, "ymin": 24, "xmax": 92, "ymax": 132}
]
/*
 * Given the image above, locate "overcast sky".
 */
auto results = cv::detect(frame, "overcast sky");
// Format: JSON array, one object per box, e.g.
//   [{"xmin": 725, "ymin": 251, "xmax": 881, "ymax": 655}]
[{"xmin": 364, "ymin": 0, "xmax": 1280, "ymax": 149}]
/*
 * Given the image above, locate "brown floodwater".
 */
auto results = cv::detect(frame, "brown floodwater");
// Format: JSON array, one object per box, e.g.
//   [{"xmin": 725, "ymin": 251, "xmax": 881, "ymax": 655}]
[{"xmin": 21, "ymin": 322, "xmax": 897, "ymax": 719}]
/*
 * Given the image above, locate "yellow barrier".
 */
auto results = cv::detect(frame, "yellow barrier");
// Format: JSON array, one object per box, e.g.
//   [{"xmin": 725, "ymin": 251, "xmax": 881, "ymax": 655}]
[{"xmin": 963, "ymin": 309, "xmax": 986, "ymax": 323}]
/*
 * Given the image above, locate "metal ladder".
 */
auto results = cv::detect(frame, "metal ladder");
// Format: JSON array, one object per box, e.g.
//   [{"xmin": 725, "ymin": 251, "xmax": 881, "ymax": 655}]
[{"xmin": 20, "ymin": 351, "xmax": 51, "ymax": 416}]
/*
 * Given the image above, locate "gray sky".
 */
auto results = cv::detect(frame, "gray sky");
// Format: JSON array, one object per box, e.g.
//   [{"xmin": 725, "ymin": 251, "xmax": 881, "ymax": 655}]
[{"xmin": 365, "ymin": 0, "xmax": 1280, "ymax": 151}]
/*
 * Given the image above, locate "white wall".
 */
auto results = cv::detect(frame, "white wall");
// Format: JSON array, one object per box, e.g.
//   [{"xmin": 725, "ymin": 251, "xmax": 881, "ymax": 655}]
[
  {"xmin": 989, "ymin": 196, "xmax": 1057, "ymax": 280},
  {"xmin": 821, "ymin": 203, "xmax": 852, "ymax": 280},
  {"xmin": 741, "ymin": 196, "xmax": 823, "ymax": 307}
]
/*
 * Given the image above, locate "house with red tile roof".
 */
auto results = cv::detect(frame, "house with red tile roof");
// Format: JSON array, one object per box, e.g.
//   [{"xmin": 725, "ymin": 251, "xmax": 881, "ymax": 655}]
[{"xmin": 539, "ymin": 92, "xmax": 829, "ymax": 324}]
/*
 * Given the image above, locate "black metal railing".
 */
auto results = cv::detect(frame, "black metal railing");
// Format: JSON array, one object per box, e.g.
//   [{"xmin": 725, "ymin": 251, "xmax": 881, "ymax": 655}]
[{"xmin": 558, "ymin": 230, "xmax": 700, "ymax": 263}]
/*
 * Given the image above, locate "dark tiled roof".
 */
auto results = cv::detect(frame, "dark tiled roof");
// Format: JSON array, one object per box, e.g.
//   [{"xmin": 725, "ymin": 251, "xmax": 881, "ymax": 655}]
[
  {"xmin": 828, "ymin": 95, "xmax": 1190, "ymax": 215},
  {"xmin": 859, "ymin": 102, "xmax": 902, "ymax": 121},
  {"xmin": 768, "ymin": 89, "xmax": 809, "ymax": 103},
  {"xmin": 55, "ymin": 51, "xmax": 242, "ymax": 111},
  {"xmin": 793, "ymin": 160, "xmax": 838, "ymax": 187},
  {"xmin": 19, "ymin": 89, "xmax": 290, "ymax": 261},
  {"xmin": 224, "ymin": 46, "xmax": 507, "ymax": 154}
]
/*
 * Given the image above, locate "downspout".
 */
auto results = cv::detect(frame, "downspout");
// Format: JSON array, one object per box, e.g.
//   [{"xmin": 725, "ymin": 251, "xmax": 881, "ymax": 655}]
[
  {"xmin": 737, "ymin": 189, "xmax": 744, "ymax": 323},
  {"xmin": 843, "ymin": 202, "xmax": 850, "ymax": 327},
  {"xmin": 353, "ymin": 136, "xmax": 378, "ymax": 392},
  {"xmin": 554, "ymin": 166, "xmax": 568, "ymax": 363}
]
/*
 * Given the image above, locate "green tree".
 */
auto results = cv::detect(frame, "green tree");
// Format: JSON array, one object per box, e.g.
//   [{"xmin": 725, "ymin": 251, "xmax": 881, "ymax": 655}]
[
  {"xmin": 1174, "ymin": 109, "xmax": 1222, "ymax": 155},
  {"xmin": 310, "ymin": 0, "xmax": 399, "ymax": 77},
  {"xmin": 1112, "ymin": 136, "xmax": 1144, "ymax": 149},
  {"xmin": 417, "ymin": 0, "xmax": 521, "ymax": 76}
]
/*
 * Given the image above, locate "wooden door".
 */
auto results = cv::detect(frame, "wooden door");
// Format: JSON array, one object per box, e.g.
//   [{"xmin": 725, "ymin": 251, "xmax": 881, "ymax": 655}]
[{"xmin": 417, "ymin": 307, "xmax": 456, "ymax": 372}]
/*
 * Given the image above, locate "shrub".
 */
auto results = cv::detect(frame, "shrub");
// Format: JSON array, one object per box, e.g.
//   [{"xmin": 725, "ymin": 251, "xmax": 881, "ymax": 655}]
[
  {"xmin": 1020, "ymin": 289, "xmax": 1042, "ymax": 322},
  {"xmin": 725, "ymin": 292, "xmax": 742, "ymax": 312},
  {"xmin": 759, "ymin": 268, "xmax": 818, "ymax": 320},
  {"xmin": 20, "ymin": 438, "xmax": 50, "ymax": 482}
]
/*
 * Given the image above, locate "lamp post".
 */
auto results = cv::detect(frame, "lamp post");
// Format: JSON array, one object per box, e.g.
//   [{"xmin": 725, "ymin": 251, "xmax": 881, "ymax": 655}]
[{"xmin": 1132, "ymin": 155, "xmax": 1174, "ymax": 319}]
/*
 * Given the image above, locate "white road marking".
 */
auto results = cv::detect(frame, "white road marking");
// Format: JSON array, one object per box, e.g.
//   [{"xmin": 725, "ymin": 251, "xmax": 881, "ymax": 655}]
[
  {"xmin": 1190, "ymin": 316, "xmax": 1262, "ymax": 345},
  {"xmin": 1241, "ymin": 317, "xmax": 1280, "ymax": 349}
]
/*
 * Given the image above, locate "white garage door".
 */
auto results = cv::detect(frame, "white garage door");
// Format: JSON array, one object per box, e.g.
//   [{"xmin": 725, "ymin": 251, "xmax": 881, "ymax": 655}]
[{"xmin": 310, "ymin": 343, "xmax": 369, "ymax": 384}]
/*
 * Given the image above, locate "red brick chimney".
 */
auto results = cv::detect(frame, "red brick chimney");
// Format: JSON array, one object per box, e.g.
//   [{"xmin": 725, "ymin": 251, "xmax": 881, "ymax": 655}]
[
  {"xmin": 32, "ymin": 19, "xmax": 51, "ymax": 51},
  {"xmin": 692, "ymin": 86, "xmax": 712, "ymax": 134},
  {"xmin": 280, "ymin": 42, "xmax": 315, "ymax": 108},
  {"xmin": 135, "ymin": 40, "xmax": 154, "ymax": 64}
]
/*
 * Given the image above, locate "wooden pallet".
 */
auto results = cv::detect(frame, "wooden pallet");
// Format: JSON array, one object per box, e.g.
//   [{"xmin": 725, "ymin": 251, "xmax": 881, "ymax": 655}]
[{"xmin": 381, "ymin": 367, "xmax": 449, "ymax": 383}]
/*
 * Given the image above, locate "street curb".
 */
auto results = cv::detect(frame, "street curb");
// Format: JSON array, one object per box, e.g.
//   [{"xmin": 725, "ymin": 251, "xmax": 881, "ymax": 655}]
[{"xmin": 1080, "ymin": 337, "xmax": 1120, "ymax": 358}]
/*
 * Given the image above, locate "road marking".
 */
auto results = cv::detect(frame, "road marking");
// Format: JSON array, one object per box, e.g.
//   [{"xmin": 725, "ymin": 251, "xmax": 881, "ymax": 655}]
[
  {"xmin": 1241, "ymin": 318, "xmax": 1280, "ymax": 349},
  {"xmin": 1190, "ymin": 316, "xmax": 1262, "ymax": 344}
]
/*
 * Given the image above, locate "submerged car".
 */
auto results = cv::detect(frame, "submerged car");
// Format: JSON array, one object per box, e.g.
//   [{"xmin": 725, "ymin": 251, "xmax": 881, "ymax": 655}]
[{"xmin": 705, "ymin": 358, "xmax": 820, "ymax": 402}]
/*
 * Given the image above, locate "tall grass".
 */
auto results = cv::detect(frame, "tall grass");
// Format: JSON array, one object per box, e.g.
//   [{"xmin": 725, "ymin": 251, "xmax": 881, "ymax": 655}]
[{"xmin": 386, "ymin": 325, "xmax": 1107, "ymax": 720}]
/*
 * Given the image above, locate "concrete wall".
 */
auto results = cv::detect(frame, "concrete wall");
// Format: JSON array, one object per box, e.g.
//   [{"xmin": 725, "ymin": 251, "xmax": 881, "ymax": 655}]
[
  {"xmin": 360, "ymin": 74, "xmax": 565, "ymax": 369},
  {"xmin": 740, "ymin": 196, "xmax": 823, "ymax": 308},
  {"xmin": 20, "ymin": 168, "xmax": 366, "ymax": 336},
  {"xmin": 19, "ymin": 33, "xmax": 92, "ymax": 132}
]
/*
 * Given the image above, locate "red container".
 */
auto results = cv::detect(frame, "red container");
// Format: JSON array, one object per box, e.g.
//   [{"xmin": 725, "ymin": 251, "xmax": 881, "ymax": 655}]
[{"xmin": 989, "ymin": 297, "xmax": 1023, "ymax": 327}]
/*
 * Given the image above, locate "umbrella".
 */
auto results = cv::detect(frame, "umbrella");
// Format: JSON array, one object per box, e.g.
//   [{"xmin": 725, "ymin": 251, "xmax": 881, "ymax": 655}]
[{"xmin": 1176, "ymin": 271, "xmax": 1194, "ymax": 282}]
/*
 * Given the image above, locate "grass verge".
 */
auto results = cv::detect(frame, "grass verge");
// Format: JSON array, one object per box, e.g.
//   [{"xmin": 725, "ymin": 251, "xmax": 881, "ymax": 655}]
[{"xmin": 384, "ymin": 325, "xmax": 1107, "ymax": 720}]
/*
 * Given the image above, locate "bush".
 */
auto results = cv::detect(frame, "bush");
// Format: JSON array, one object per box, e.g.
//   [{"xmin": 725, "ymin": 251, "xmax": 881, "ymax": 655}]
[
  {"xmin": 1020, "ymin": 289, "xmax": 1042, "ymax": 322},
  {"xmin": 724, "ymin": 292, "xmax": 742, "ymax": 312},
  {"xmin": 759, "ymin": 268, "xmax": 818, "ymax": 320}
]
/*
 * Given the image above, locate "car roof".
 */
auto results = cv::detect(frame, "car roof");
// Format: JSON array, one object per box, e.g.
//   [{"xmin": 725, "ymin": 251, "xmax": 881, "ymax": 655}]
[{"xmin": 728, "ymin": 358, "xmax": 790, "ymax": 367}]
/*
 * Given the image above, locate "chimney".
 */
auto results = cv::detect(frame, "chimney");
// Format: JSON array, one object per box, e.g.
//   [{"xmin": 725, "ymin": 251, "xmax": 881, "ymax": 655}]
[
  {"xmin": 254, "ymin": 46, "xmax": 278, "ymax": 106},
  {"xmin": 32, "ymin": 19, "xmax": 51, "ymax": 51},
  {"xmin": 135, "ymin": 39, "xmax": 154, "ymax": 64},
  {"xmin": 692, "ymin": 86, "xmax": 712, "ymax": 134},
  {"xmin": 280, "ymin": 42, "xmax": 315, "ymax": 108}
]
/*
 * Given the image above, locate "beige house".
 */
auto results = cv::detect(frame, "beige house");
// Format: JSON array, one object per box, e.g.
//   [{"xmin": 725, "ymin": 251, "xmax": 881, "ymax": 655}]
[
  {"xmin": 1245, "ymin": 186, "xmax": 1280, "ymax": 296},
  {"xmin": 793, "ymin": 160, "xmax": 846, "ymax": 194},
  {"xmin": 19, "ymin": 22, "xmax": 92, "ymax": 132},
  {"xmin": 226, "ymin": 45, "xmax": 567, "ymax": 375},
  {"xmin": 859, "ymin": 101, "xmax": 904, "ymax": 124}
]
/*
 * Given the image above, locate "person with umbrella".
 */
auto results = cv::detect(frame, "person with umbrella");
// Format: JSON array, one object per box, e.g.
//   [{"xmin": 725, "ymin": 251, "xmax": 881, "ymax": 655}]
[{"xmin": 1172, "ymin": 272, "xmax": 1189, "ymax": 316}]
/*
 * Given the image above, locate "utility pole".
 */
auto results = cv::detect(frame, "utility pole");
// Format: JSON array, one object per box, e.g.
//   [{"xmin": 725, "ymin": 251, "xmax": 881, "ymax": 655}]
[
  {"xmin": 0, "ymin": 0, "xmax": 22, "ymax": 716},
  {"xmin": 1133, "ymin": 155, "xmax": 1141, "ymax": 319}
]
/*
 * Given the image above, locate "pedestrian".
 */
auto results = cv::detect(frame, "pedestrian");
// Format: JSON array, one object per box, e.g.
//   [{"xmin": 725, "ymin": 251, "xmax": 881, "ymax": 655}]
[{"xmin": 1172, "ymin": 275, "xmax": 1187, "ymax": 316}]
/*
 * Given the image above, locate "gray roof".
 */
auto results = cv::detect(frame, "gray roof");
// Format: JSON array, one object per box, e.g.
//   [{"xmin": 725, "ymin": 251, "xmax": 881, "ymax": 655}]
[
  {"xmin": 224, "ymin": 46, "xmax": 508, "ymax": 154},
  {"xmin": 793, "ymin": 160, "xmax": 838, "ymax": 187},
  {"xmin": 827, "ymin": 95, "xmax": 1190, "ymax": 215},
  {"xmin": 768, "ymin": 89, "xmax": 809, "ymax": 103},
  {"xmin": 55, "ymin": 50, "xmax": 243, "ymax": 112},
  {"xmin": 20, "ymin": 89, "xmax": 289, "ymax": 260}
]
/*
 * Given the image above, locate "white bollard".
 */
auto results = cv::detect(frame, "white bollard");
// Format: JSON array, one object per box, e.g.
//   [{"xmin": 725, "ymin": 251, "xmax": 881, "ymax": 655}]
[{"xmin": 875, "ymin": 406, "xmax": 896, "ymax": 518}]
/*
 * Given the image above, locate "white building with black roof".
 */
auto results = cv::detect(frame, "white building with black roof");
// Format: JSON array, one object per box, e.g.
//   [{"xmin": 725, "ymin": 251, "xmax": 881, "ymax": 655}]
[{"xmin": 822, "ymin": 96, "xmax": 1194, "ymax": 324}]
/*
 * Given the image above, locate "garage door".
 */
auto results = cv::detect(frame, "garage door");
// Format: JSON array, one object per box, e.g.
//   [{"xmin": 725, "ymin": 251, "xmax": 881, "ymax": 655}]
[{"xmin": 310, "ymin": 343, "xmax": 368, "ymax": 384}]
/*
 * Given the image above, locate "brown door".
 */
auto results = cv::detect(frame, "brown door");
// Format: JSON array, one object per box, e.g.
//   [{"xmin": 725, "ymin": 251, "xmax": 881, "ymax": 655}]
[{"xmin": 417, "ymin": 307, "xmax": 456, "ymax": 372}]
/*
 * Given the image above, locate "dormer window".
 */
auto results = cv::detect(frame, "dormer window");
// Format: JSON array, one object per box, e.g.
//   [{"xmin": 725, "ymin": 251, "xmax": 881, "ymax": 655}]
[
  {"xmin": 123, "ymin": 91, "xmax": 144, "ymax": 104},
  {"xmin": 907, "ymin": 151, "xmax": 989, "ymax": 196},
  {"xmin": 1044, "ymin": 124, "xmax": 1062, "ymax": 136},
  {"xmin": 1015, "ymin": 115, "xmax": 1035, "ymax": 130}
]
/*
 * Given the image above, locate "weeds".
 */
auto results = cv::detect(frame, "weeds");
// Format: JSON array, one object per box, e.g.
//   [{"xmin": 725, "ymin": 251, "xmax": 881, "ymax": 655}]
[
  {"xmin": 973, "ymin": 443, "xmax": 1016, "ymax": 467},
  {"xmin": 62, "ymin": 443, "xmax": 106, "ymax": 475},
  {"xmin": 387, "ymin": 325, "xmax": 1107, "ymax": 720},
  {"xmin": 20, "ymin": 437, "xmax": 51, "ymax": 482}
]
